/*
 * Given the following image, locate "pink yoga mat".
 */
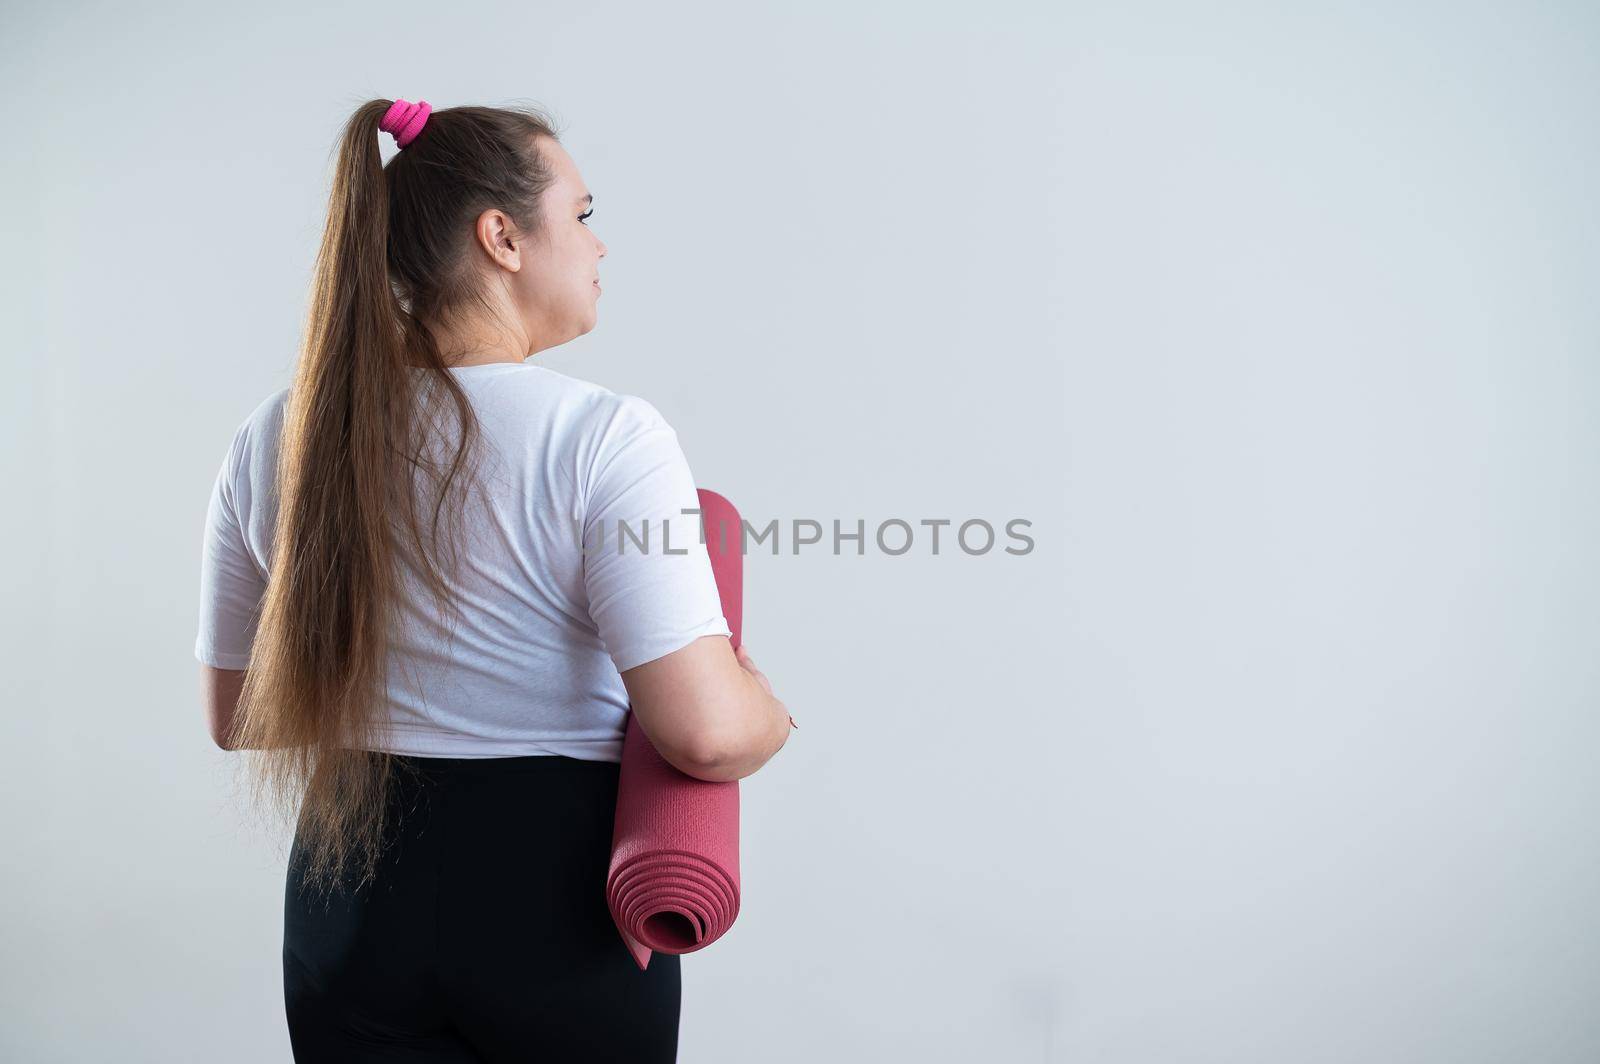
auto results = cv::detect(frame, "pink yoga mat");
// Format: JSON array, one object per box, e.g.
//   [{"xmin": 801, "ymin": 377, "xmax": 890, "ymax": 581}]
[{"xmin": 606, "ymin": 488, "xmax": 746, "ymax": 970}]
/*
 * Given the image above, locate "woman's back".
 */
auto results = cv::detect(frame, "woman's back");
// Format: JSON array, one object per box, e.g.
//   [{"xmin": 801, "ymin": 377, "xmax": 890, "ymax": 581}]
[{"xmin": 195, "ymin": 361, "xmax": 732, "ymax": 762}]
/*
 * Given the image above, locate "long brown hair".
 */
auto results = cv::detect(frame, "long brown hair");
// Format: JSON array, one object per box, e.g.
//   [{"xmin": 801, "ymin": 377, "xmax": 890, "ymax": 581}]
[{"xmin": 224, "ymin": 99, "xmax": 562, "ymax": 898}]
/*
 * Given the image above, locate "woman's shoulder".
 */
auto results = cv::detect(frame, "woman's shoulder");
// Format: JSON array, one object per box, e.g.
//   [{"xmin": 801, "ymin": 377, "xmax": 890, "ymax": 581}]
[
  {"xmin": 220, "ymin": 386, "xmax": 291, "ymax": 475},
  {"xmin": 513, "ymin": 365, "xmax": 675, "ymax": 438},
  {"xmin": 248, "ymin": 386, "xmax": 292, "ymax": 432}
]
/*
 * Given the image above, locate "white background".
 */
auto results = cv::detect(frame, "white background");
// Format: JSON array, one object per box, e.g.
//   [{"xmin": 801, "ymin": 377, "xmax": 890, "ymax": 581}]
[{"xmin": 2, "ymin": 1, "xmax": 1596, "ymax": 1061}]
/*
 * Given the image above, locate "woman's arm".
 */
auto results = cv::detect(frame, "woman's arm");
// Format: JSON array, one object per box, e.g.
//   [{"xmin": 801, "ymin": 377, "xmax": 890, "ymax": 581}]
[
  {"xmin": 199, "ymin": 665, "xmax": 247, "ymax": 750},
  {"xmin": 620, "ymin": 635, "xmax": 792, "ymax": 782}
]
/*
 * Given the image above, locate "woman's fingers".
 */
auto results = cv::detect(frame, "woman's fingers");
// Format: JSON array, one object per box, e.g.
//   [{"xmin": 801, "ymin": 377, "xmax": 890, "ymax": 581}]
[{"xmin": 734, "ymin": 644, "xmax": 774, "ymax": 695}]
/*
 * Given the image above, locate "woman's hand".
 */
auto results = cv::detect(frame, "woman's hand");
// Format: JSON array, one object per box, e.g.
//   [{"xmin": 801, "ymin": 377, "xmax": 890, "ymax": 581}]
[
  {"xmin": 734, "ymin": 644, "xmax": 773, "ymax": 695},
  {"xmin": 735, "ymin": 644, "xmax": 796, "ymax": 729}
]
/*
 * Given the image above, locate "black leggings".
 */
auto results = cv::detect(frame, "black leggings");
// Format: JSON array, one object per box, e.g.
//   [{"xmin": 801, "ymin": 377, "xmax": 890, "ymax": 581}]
[{"xmin": 282, "ymin": 753, "xmax": 681, "ymax": 1062}]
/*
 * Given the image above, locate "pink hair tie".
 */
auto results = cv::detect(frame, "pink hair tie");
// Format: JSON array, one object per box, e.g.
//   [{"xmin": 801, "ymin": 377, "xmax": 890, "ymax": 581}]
[{"xmin": 379, "ymin": 98, "xmax": 432, "ymax": 149}]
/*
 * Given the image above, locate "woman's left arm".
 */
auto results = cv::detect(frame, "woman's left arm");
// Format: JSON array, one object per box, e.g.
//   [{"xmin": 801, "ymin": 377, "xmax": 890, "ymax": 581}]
[{"xmin": 199, "ymin": 665, "xmax": 248, "ymax": 750}]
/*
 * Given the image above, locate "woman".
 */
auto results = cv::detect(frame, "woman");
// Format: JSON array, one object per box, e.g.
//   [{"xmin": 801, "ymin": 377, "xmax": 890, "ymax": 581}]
[{"xmin": 193, "ymin": 98, "xmax": 794, "ymax": 1062}]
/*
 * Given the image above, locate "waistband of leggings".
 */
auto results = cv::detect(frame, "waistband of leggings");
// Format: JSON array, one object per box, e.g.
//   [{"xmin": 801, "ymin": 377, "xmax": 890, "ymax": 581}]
[{"xmin": 386, "ymin": 752, "xmax": 622, "ymax": 778}]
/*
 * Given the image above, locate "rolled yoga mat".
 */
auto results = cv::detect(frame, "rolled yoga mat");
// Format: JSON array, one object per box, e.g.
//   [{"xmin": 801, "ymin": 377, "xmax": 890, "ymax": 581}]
[{"xmin": 606, "ymin": 488, "xmax": 747, "ymax": 971}]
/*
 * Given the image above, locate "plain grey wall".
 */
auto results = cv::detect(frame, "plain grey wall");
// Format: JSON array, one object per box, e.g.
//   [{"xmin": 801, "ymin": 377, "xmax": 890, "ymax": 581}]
[{"xmin": 3, "ymin": 1, "xmax": 1596, "ymax": 1061}]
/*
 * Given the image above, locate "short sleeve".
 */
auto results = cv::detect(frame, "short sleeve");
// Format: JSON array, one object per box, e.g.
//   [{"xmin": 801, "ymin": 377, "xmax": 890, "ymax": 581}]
[
  {"xmin": 194, "ymin": 423, "xmax": 268, "ymax": 670},
  {"xmin": 581, "ymin": 396, "xmax": 732, "ymax": 673}
]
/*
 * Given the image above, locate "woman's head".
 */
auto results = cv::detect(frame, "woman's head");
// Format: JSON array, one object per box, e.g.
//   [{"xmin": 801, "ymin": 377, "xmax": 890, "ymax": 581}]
[
  {"xmin": 228, "ymin": 99, "xmax": 605, "ymax": 896},
  {"xmin": 479, "ymin": 135, "xmax": 608, "ymax": 358},
  {"xmin": 383, "ymin": 104, "xmax": 607, "ymax": 362}
]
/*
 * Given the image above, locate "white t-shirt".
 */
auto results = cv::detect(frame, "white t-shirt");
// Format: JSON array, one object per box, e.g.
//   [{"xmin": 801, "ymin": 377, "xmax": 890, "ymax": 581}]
[{"xmin": 194, "ymin": 362, "xmax": 731, "ymax": 762}]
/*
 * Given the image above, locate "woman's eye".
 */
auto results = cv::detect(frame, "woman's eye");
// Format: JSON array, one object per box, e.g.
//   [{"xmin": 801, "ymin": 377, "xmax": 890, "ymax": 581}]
[{"xmin": 579, "ymin": 208, "xmax": 594, "ymax": 225}]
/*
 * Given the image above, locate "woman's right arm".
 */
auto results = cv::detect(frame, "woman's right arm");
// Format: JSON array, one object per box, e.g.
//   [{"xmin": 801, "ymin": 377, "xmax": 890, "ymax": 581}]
[
  {"xmin": 620, "ymin": 636, "xmax": 792, "ymax": 782},
  {"xmin": 581, "ymin": 393, "xmax": 792, "ymax": 779}
]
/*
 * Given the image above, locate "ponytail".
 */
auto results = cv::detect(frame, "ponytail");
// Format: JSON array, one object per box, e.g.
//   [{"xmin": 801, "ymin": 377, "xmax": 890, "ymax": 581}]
[{"xmin": 228, "ymin": 99, "xmax": 561, "ymax": 896}]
